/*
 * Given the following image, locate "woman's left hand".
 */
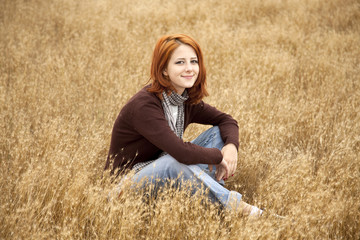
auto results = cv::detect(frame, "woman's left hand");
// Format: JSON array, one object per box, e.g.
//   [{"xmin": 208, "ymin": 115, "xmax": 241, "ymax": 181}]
[{"xmin": 221, "ymin": 143, "xmax": 238, "ymax": 177}]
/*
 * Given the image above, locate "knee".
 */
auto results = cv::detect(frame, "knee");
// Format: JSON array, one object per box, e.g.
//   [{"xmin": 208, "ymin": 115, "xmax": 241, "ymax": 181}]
[
  {"xmin": 210, "ymin": 126, "xmax": 220, "ymax": 135},
  {"xmin": 159, "ymin": 156, "xmax": 190, "ymax": 179},
  {"xmin": 209, "ymin": 126, "xmax": 224, "ymax": 149}
]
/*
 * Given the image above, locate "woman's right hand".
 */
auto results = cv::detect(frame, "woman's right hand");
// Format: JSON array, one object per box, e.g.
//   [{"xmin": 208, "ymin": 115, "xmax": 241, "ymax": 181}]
[{"xmin": 209, "ymin": 159, "xmax": 229, "ymax": 182}]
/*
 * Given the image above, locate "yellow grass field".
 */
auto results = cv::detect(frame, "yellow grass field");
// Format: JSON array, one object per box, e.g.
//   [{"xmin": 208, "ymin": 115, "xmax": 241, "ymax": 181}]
[{"xmin": 1, "ymin": 0, "xmax": 359, "ymax": 239}]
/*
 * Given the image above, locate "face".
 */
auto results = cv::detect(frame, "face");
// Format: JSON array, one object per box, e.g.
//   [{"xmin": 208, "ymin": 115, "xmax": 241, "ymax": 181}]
[{"xmin": 163, "ymin": 44, "xmax": 199, "ymax": 95}]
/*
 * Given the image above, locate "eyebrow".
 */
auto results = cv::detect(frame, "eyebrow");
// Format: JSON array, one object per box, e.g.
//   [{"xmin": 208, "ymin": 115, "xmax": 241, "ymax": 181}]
[{"xmin": 175, "ymin": 57, "xmax": 198, "ymax": 60}]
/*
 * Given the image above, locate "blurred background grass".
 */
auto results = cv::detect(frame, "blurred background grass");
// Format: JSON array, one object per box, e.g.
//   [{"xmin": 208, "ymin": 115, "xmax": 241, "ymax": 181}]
[{"xmin": 1, "ymin": 0, "xmax": 359, "ymax": 239}]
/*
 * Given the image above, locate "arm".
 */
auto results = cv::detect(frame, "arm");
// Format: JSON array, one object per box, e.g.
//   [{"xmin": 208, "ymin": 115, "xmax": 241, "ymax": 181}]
[
  {"xmin": 132, "ymin": 100, "xmax": 223, "ymax": 166},
  {"xmin": 189, "ymin": 101, "xmax": 239, "ymax": 149},
  {"xmin": 189, "ymin": 102, "xmax": 239, "ymax": 180}
]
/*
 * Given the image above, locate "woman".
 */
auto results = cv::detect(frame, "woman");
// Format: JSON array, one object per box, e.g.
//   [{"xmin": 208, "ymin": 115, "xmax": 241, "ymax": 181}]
[{"xmin": 105, "ymin": 34, "xmax": 262, "ymax": 217}]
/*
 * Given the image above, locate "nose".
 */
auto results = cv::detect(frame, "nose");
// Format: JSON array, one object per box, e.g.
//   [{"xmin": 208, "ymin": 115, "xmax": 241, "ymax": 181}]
[{"xmin": 185, "ymin": 62, "xmax": 193, "ymax": 72}]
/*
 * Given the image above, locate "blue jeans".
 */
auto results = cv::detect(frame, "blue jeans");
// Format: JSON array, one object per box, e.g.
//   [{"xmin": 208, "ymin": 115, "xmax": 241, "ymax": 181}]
[{"xmin": 129, "ymin": 126, "xmax": 243, "ymax": 210}]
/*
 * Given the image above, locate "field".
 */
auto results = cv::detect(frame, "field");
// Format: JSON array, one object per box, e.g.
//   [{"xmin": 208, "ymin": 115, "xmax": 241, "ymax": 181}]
[{"xmin": 1, "ymin": 0, "xmax": 360, "ymax": 239}]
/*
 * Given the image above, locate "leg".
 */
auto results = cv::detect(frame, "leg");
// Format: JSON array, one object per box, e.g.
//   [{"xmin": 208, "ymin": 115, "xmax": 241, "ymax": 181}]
[
  {"xmin": 191, "ymin": 126, "xmax": 225, "ymax": 186},
  {"xmin": 125, "ymin": 126, "xmax": 262, "ymax": 216},
  {"xmin": 131, "ymin": 153, "xmax": 234, "ymax": 207},
  {"xmin": 132, "ymin": 154, "xmax": 203, "ymax": 196},
  {"xmin": 190, "ymin": 126, "xmax": 263, "ymax": 216},
  {"xmin": 190, "ymin": 126, "xmax": 243, "ymax": 209},
  {"xmin": 131, "ymin": 126, "xmax": 226, "ymax": 192},
  {"xmin": 131, "ymin": 126, "xmax": 240, "ymax": 208},
  {"xmin": 191, "ymin": 126, "xmax": 224, "ymax": 149}
]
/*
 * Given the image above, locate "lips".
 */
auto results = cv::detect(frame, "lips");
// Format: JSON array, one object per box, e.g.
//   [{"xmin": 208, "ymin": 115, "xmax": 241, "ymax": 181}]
[{"xmin": 182, "ymin": 75, "xmax": 194, "ymax": 79}]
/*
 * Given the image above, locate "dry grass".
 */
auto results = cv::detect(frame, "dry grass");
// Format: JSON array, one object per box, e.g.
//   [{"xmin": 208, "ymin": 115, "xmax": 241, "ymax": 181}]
[{"xmin": 1, "ymin": 0, "xmax": 360, "ymax": 239}]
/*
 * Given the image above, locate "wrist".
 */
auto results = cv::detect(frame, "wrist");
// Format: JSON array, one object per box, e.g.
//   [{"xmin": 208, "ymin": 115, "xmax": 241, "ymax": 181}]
[
  {"xmin": 222, "ymin": 143, "xmax": 238, "ymax": 154},
  {"xmin": 223, "ymin": 143, "xmax": 237, "ymax": 150}
]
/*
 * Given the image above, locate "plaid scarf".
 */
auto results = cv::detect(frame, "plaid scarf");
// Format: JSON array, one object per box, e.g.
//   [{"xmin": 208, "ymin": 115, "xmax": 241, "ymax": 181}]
[{"xmin": 161, "ymin": 90, "xmax": 188, "ymax": 139}]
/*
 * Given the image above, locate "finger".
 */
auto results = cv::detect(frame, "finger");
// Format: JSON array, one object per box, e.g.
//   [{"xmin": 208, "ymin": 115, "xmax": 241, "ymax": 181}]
[
  {"xmin": 215, "ymin": 170, "xmax": 219, "ymax": 181},
  {"xmin": 208, "ymin": 164, "xmax": 213, "ymax": 172},
  {"xmin": 230, "ymin": 160, "xmax": 236, "ymax": 176},
  {"xmin": 226, "ymin": 162, "xmax": 232, "ymax": 176},
  {"xmin": 230, "ymin": 162, "xmax": 235, "ymax": 176},
  {"xmin": 230, "ymin": 164, "xmax": 235, "ymax": 176},
  {"xmin": 215, "ymin": 165, "xmax": 223, "ymax": 181},
  {"xmin": 224, "ymin": 168, "xmax": 229, "ymax": 180},
  {"xmin": 233, "ymin": 162, "xmax": 237, "ymax": 175},
  {"xmin": 223, "ymin": 160, "xmax": 230, "ymax": 179},
  {"xmin": 224, "ymin": 159, "xmax": 233, "ymax": 176},
  {"xmin": 216, "ymin": 169, "xmax": 225, "ymax": 181},
  {"xmin": 218, "ymin": 166, "xmax": 229, "ymax": 181}
]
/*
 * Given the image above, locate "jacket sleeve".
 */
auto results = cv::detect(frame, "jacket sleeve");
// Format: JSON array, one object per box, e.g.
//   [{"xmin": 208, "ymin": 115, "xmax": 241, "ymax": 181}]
[
  {"xmin": 131, "ymin": 99, "xmax": 223, "ymax": 165},
  {"xmin": 188, "ymin": 101, "xmax": 239, "ymax": 150}
]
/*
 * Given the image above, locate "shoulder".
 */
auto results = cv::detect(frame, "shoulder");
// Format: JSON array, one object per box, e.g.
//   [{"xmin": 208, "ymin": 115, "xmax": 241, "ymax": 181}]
[
  {"xmin": 126, "ymin": 85, "xmax": 161, "ymax": 109},
  {"xmin": 122, "ymin": 85, "xmax": 163, "ymax": 119}
]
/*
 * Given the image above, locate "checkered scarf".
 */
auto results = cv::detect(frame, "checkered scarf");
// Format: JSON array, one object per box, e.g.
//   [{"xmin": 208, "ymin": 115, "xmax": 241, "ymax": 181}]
[{"xmin": 161, "ymin": 90, "xmax": 188, "ymax": 139}]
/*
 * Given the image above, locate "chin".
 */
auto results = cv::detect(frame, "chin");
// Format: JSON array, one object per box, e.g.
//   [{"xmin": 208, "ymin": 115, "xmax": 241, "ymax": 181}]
[{"xmin": 187, "ymin": 81, "xmax": 196, "ymax": 88}]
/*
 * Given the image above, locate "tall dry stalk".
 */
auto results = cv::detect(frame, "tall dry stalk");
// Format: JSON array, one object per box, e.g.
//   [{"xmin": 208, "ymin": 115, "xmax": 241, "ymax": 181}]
[{"xmin": 1, "ymin": 0, "xmax": 359, "ymax": 239}]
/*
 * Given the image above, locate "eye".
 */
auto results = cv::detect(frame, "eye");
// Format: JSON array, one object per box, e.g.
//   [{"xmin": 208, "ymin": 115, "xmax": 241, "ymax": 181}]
[
  {"xmin": 191, "ymin": 59, "xmax": 199, "ymax": 64},
  {"xmin": 175, "ymin": 60, "xmax": 185, "ymax": 64}
]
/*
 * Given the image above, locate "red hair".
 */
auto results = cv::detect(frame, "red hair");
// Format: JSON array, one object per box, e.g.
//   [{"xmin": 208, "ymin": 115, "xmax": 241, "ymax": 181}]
[{"xmin": 147, "ymin": 34, "xmax": 209, "ymax": 104}]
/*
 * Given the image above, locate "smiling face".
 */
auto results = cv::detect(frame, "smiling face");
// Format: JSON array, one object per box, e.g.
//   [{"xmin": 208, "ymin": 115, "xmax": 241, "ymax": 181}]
[{"xmin": 163, "ymin": 44, "xmax": 199, "ymax": 95}]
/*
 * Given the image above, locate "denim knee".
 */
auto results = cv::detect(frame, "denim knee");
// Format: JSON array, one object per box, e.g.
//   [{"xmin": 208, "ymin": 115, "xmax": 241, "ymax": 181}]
[
  {"xmin": 158, "ymin": 156, "xmax": 192, "ymax": 179},
  {"xmin": 191, "ymin": 126, "xmax": 224, "ymax": 150},
  {"xmin": 210, "ymin": 126, "xmax": 220, "ymax": 134}
]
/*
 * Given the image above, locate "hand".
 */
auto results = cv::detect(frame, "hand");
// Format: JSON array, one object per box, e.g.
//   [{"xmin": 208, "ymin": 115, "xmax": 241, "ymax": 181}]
[
  {"xmin": 221, "ymin": 143, "xmax": 238, "ymax": 177},
  {"xmin": 209, "ymin": 159, "xmax": 229, "ymax": 181}
]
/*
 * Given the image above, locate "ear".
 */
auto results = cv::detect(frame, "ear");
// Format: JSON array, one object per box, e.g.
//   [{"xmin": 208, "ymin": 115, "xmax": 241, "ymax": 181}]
[{"xmin": 163, "ymin": 69, "xmax": 168, "ymax": 76}]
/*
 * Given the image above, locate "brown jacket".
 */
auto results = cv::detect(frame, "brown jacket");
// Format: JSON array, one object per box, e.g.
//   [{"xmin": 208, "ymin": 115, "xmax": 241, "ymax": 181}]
[{"xmin": 105, "ymin": 85, "xmax": 239, "ymax": 175}]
